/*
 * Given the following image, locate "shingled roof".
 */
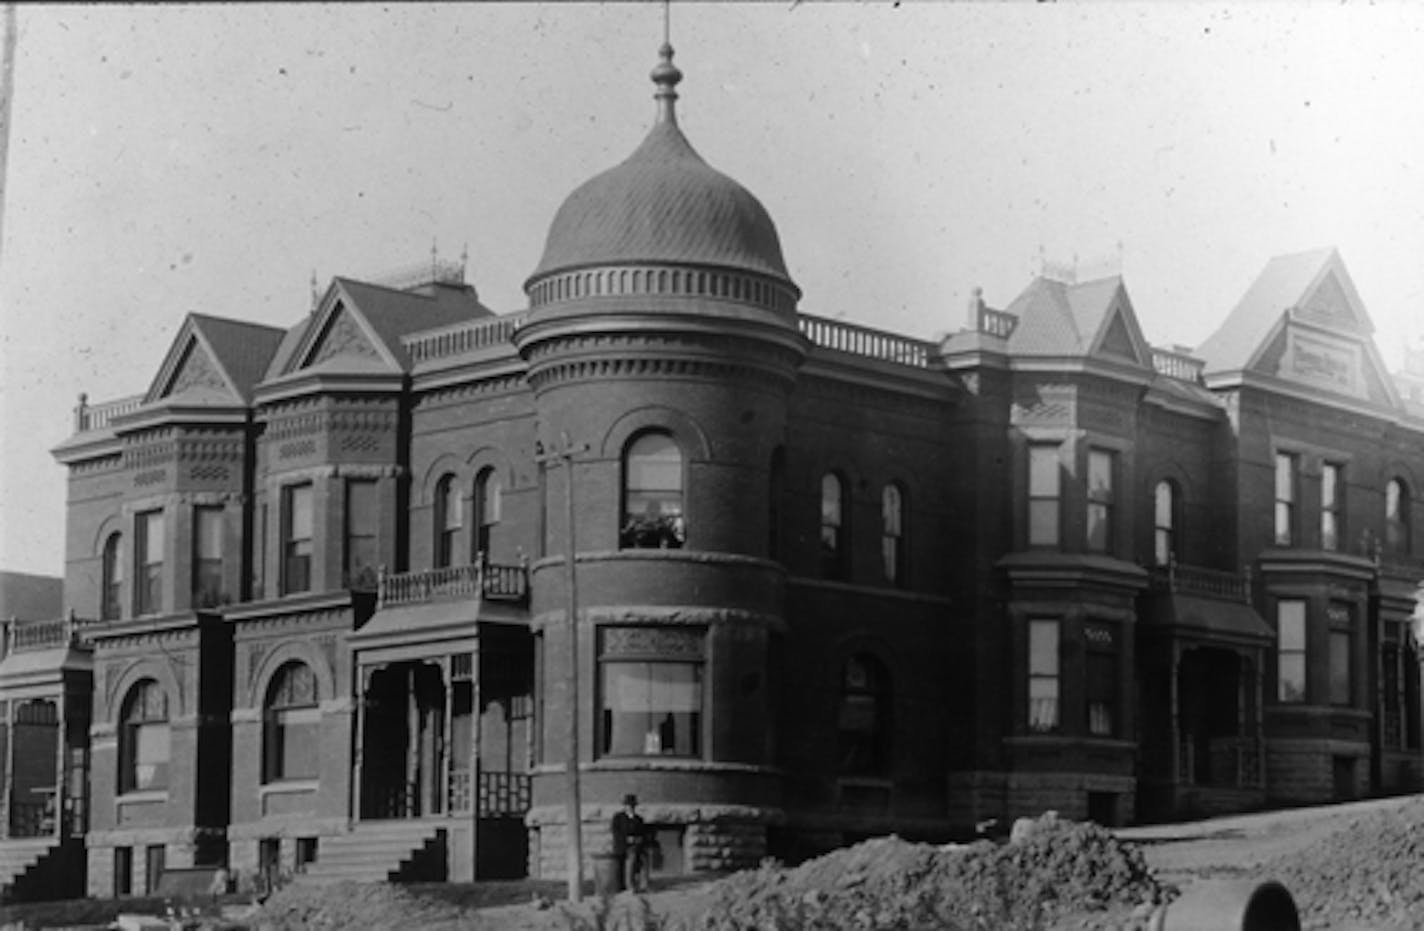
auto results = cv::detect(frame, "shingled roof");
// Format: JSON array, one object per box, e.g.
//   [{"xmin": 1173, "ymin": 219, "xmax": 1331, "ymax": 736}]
[{"xmin": 1196, "ymin": 248, "xmax": 1339, "ymax": 374}]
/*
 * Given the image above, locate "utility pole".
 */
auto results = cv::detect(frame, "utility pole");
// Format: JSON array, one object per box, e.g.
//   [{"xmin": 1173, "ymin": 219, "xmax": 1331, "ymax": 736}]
[
  {"xmin": 0, "ymin": 4, "xmax": 18, "ymax": 268},
  {"xmin": 536, "ymin": 432, "xmax": 589, "ymax": 901}
]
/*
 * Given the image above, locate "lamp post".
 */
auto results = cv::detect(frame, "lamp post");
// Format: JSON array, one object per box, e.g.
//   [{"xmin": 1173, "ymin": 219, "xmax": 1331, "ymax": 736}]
[{"xmin": 536, "ymin": 432, "xmax": 589, "ymax": 902}]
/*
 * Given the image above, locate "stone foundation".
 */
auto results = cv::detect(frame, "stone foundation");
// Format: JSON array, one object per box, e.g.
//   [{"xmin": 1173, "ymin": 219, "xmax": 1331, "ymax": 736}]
[
  {"xmin": 525, "ymin": 802, "xmax": 780, "ymax": 880},
  {"xmin": 1265, "ymin": 739, "xmax": 1369, "ymax": 804},
  {"xmin": 946, "ymin": 771, "xmax": 1137, "ymax": 830},
  {"xmin": 85, "ymin": 827, "xmax": 213, "ymax": 898}
]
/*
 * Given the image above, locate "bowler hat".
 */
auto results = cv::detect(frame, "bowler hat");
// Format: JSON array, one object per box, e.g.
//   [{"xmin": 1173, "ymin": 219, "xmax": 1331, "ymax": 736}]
[{"xmin": 623, "ymin": 794, "xmax": 638, "ymax": 806}]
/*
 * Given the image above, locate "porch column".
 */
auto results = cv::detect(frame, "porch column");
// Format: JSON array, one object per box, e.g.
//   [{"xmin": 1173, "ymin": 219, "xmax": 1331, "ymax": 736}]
[
  {"xmin": 1169, "ymin": 642, "xmax": 1181, "ymax": 786},
  {"xmin": 440, "ymin": 655, "xmax": 453, "ymax": 815},
  {"xmin": 406, "ymin": 666, "xmax": 419, "ymax": 816},
  {"xmin": 1, "ymin": 699, "xmax": 14, "ymax": 838},
  {"xmin": 54, "ymin": 692, "xmax": 66, "ymax": 838},
  {"xmin": 471, "ymin": 645, "xmax": 482, "ymax": 818},
  {"xmin": 352, "ymin": 664, "xmax": 372, "ymax": 823}
]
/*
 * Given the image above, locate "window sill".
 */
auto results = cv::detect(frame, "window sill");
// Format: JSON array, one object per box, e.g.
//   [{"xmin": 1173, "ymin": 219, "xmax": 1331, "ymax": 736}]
[
  {"xmin": 260, "ymin": 779, "xmax": 319, "ymax": 795},
  {"xmin": 117, "ymin": 789, "xmax": 168, "ymax": 804}
]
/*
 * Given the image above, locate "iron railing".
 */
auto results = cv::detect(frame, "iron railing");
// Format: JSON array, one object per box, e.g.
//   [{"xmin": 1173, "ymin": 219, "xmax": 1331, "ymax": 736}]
[
  {"xmin": 1150, "ymin": 562, "xmax": 1250, "ymax": 602},
  {"xmin": 477, "ymin": 770, "xmax": 531, "ymax": 818}
]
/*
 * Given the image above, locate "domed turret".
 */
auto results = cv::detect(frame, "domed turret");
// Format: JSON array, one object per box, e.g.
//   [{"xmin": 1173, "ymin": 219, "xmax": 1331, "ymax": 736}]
[{"xmin": 526, "ymin": 44, "xmax": 798, "ymax": 298}]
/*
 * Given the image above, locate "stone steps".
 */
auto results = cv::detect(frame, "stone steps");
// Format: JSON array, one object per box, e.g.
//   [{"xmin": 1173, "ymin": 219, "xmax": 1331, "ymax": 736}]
[
  {"xmin": 299, "ymin": 821, "xmax": 446, "ymax": 885},
  {"xmin": 0, "ymin": 838, "xmax": 66, "ymax": 903}
]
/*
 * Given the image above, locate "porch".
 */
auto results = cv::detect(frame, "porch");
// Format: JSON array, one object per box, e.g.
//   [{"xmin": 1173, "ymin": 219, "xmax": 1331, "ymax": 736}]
[
  {"xmin": 1138, "ymin": 564, "xmax": 1270, "ymax": 821},
  {"xmin": 0, "ymin": 616, "xmax": 93, "ymax": 901},
  {"xmin": 348, "ymin": 562, "xmax": 534, "ymax": 880}
]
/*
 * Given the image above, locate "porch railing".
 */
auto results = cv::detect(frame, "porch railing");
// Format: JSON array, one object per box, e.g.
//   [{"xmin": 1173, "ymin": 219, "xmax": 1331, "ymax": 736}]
[
  {"xmin": 377, "ymin": 560, "xmax": 529, "ymax": 608},
  {"xmin": 448, "ymin": 770, "xmax": 473, "ymax": 814},
  {"xmin": 8, "ymin": 799, "xmax": 53, "ymax": 839},
  {"xmin": 1178, "ymin": 736, "xmax": 1264, "ymax": 788},
  {"xmin": 1150, "ymin": 562, "xmax": 1250, "ymax": 602},
  {"xmin": 477, "ymin": 770, "xmax": 531, "ymax": 818},
  {"xmin": 2, "ymin": 614, "xmax": 92, "ymax": 660}
]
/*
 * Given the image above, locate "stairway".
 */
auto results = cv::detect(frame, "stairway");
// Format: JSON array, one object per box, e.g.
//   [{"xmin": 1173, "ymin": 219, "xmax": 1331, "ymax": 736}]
[
  {"xmin": 299, "ymin": 821, "xmax": 446, "ymax": 885},
  {"xmin": 0, "ymin": 837, "xmax": 75, "ymax": 903}
]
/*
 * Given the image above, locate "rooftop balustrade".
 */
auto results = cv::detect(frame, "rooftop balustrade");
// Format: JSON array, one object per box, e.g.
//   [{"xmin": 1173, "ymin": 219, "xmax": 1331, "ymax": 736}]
[
  {"xmin": 1151, "ymin": 346, "xmax": 1206, "ymax": 383},
  {"xmin": 73, "ymin": 394, "xmax": 145, "ymax": 433},
  {"xmin": 2, "ymin": 613, "xmax": 93, "ymax": 658},
  {"xmin": 403, "ymin": 313, "xmax": 529, "ymax": 363}
]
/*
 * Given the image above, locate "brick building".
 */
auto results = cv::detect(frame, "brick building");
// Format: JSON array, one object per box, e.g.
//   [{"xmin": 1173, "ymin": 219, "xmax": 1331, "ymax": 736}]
[{"xmin": 2, "ymin": 42, "xmax": 1422, "ymax": 899}]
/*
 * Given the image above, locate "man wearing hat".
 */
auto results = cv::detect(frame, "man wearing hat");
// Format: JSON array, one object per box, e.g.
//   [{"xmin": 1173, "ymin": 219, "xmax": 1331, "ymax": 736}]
[{"xmin": 610, "ymin": 793, "xmax": 647, "ymax": 892}]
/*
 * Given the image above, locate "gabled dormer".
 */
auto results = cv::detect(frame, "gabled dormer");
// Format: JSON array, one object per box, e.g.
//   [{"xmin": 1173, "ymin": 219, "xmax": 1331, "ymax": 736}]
[
  {"xmin": 1004, "ymin": 274, "xmax": 1154, "ymax": 376},
  {"xmin": 1197, "ymin": 248, "xmax": 1400, "ymax": 410},
  {"xmin": 146, "ymin": 313, "xmax": 286, "ymax": 411}
]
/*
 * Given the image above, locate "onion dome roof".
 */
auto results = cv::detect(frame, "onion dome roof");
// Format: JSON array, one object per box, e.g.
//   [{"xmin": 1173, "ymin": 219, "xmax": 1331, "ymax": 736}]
[{"xmin": 528, "ymin": 44, "xmax": 793, "ymax": 286}]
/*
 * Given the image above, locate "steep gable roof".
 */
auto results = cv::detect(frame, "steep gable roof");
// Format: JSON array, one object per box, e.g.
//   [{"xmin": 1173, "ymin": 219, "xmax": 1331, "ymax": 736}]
[
  {"xmin": 1005, "ymin": 274, "xmax": 1152, "ymax": 367},
  {"xmin": 1197, "ymin": 248, "xmax": 1361, "ymax": 374},
  {"xmin": 147, "ymin": 314, "xmax": 285, "ymax": 405},
  {"xmin": 267, "ymin": 279, "xmax": 494, "ymax": 379}
]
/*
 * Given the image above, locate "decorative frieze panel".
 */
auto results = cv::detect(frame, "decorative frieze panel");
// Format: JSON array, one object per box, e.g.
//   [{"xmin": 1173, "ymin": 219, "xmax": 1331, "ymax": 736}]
[
  {"xmin": 528, "ymin": 357, "xmax": 791, "ymax": 395},
  {"xmin": 133, "ymin": 469, "xmax": 168, "ymax": 488},
  {"xmin": 166, "ymin": 341, "xmax": 228, "ymax": 396},
  {"xmin": 415, "ymin": 374, "xmax": 530, "ymax": 408},
  {"xmin": 307, "ymin": 309, "xmax": 383, "ymax": 366},
  {"xmin": 187, "ymin": 464, "xmax": 232, "ymax": 483},
  {"xmin": 278, "ymin": 439, "xmax": 318, "ymax": 460},
  {"xmin": 600, "ymin": 626, "xmax": 705, "ymax": 659}
]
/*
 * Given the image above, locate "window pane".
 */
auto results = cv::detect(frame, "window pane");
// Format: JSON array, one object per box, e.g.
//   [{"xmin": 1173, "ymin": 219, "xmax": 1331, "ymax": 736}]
[
  {"xmin": 821, "ymin": 474, "xmax": 842, "ymax": 526},
  {"xmin": 441, "ymin": 478, "xmax": 463, "ymax": 530},
  {"xmin": 1029, "ymin": 501, "xmax": 1059, "ymax": 547},
  {"xmin": 623, "ymin": 435, "xmax": 685, "ymax": 550},
  {"xmin": 1088, "ymin": 450, "xmax": 1113, "ymax": 500},
  {"xmin": 1154, "ymin": 481, "xmax": 1173, "ymax": 527},
  {"xmin": 1029, "ymin": 620, "xmax": 1058, "ymax": 675},
  {"xmin": 134, "ymin": 723, "xmax": 170, "ymax": 790},
  {"xmin": 882, "ymin": 485, "xmax": 902, "ymax": 535},
  {"xmin": 600, "ymin": 661, "xmax": 701, "ymax": 757},
  {"xmin": 1321, "ymin": 464, "xmax": 1339, "ymax": 508},
  {"xmin": 1087, "ymin": 502, "xmax": 1110, "ymax": 552},
  {"xmin": 1029, "ymin": 446, "xmax": 1060, "ymax": 495},
  {"xmin": 1330, "ymin": 630, "xmax": 1351, "ymax": 706},
  {"xmin": 142, "ymin": 512, "xmax": 164, "ymax": 565},
  {"xmin": 1275, "ymin": 453, "xmax": 1295, "ymax": 502},
  {"xmin": 1278, "ymin": 601, "xmax": 1306, "ymax": 649},
  {"xmin": 1274, "ymin": 502, "xmax": 1293, "ymax": 545},
  {"xmin": 1279, "ymin": 655, "xmax": 1307, "ymax": 702},
  {"xmin": 289, "ymin": 485, "xmax": 312, "ymax": 539}
]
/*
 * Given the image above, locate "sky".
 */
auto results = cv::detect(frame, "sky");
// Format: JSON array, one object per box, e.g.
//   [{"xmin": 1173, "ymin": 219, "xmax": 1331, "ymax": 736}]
[{"xmin": 2, "ymin": 2, "xmax": 1423, "ymax": 581}]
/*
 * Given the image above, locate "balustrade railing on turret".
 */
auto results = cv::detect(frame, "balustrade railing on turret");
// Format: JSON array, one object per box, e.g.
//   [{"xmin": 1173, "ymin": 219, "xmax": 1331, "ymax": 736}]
[{"xmin": 798, "ymin": 314, "xmax": 938, "ymax": 368}]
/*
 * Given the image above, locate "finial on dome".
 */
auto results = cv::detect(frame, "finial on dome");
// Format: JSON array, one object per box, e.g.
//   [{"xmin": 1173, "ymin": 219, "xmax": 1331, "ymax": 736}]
[{"xmin": 651, "ymin": 40, "xmax": 682, "ymax": 125}]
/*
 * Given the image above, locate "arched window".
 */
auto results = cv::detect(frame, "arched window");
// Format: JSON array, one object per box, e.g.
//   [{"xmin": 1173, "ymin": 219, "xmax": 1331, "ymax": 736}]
[
  {"xmin": 820, "ymin": 473, "xmax": 847, "ymax": 579},
  {"xmin": 1153, "ymin": 480, "xmax": 1177, "ymax": 566},
  {"xmin": 837, "ymin": 654, "xmax": 890, "ymax": 775},
  {"xmin": 881, "ymin": 484, "xmax": 905, "ymax": 586},
  {"xmin": 1386, "ymin": 478, "xmax": 1412, "ymax": 555},
  {"xmin": 263, "ymin": 662, "xmax": 319, "ymax": 783},
  {"xmin": 620, "ymin": 433, "xmax": 685, "ymax": 549},
  {"xmin": 102, "ymin": 532, "xmax": 123, "ymax": 620},
  {"xmin": 434, "ymin": 474, "xmax": 461, "ymax": 569},
  {"xmin": 475, "ymin": 467, "xmax": 502, "ymax": 558},
  {"xmin": 119, "ymin": 679, "xmax": 169, "ymax": 793}
]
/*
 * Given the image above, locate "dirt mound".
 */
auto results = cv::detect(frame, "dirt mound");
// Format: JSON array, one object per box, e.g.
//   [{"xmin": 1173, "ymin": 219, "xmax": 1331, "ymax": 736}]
[
  {"xmin": 253, "ymin": 881, "xmax": 471, "ymax": 931},
  {"xmin": 691, "ymin": 813, "xmax": 1172, "ymax": 930},
  {"xmin": 1263, "ymin": 797, "xmax": 1424, "ymax": 930}
]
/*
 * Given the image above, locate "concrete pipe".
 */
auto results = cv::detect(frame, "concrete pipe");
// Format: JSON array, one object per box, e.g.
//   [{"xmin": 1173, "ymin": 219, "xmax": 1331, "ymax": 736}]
[{"xmin": 1150, "ymin": 878, "xmax": 1300, "ymax": 931}]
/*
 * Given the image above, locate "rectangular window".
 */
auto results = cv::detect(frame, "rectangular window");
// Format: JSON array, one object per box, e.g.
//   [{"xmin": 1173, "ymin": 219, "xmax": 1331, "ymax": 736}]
[
  {"xmin": 1321, "ymin": 462, "xmax": 1343, "ymax": 552},
  {"xmin": 1085, "ymin": 623, "xmax": 1118, "ymax": 737},
  {"xmin": 281, "ymin": 484, "xmax": 312, "ymax": 595},
  {"xmin": 1028, "ymin": 619, "xmax": 1060, "ymax": 732},
  {"xmin": 345, "ymin": 479, "xmax": 379, "ymax": 589},
  {"xmin": 1277, "ymin": 599, "xmax": 1307, "ymax": 702},
  {"xmin": 135, "ymin": 510, "xmax": 164, "ymax": 616},
  {"xmin": 1087, "ymin": 449, "xmax": 1116, "ymax": 554},
  {"xmin": 1329, "ymin": 603, "xmax": 1352, "ymax": 706},
  {"xmin": 600, "ymin": 662, "xmax": 703, "ymax": 757},
  {"xmin": 1274, "ymin": 452, "xmax": 1298, "ymax": 546},
  {"xmin": 113, "ymin": 846, "xmax": 133, "ymax": 897},
  {"xmin": 192, "ymin": 505, "xmax": 224, "ymax": 609},
  {"xmin": 1028, "ymin": 445, "xmax": 1061, "ymax": 547}
]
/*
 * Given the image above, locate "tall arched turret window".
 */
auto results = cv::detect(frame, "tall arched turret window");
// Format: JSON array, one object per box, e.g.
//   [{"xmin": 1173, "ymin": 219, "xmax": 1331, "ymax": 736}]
[
  {"xmin": 881, "ymin": 483, "xmax": 905, "ymax": 586},
  {"xmin": 475, "ymin": 467, "xmax": 502, "ymax": 558},
  {"xmin": 820, "ymin": 473, "xmax": 847, "ymax": 579},
  {"xmin": 620, "ymin": 433, "xmax": 685, "ymax": 549},
  {"xmin": 1153, "ymin": 480, "xmax": 1178, "ymax": 566}
]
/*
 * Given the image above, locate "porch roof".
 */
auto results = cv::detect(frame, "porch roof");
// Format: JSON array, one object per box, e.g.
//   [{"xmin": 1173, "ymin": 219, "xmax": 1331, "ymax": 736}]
[
  {"xmin": 1146, "ymin": 593, "xmax": 1274, "ymax": 644},
  {"xmin": 350, "ymin": 598, "xmax": 527, "ymax": 665},
  {"xmin": 0, "ymin": 645, "xmax": 92, "ymax": 691}
]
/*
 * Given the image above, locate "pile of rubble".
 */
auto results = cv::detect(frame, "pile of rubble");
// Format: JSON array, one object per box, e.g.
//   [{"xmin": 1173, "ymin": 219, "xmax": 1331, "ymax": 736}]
[
  {"xmin": 254, "ymin": 881, "xmax": 467, "ymax": 931},
  {"xmin": 1264, "ymin": 796, "xmax": 1424, "ymax": 930},
  {"xmin": 692, "ymin": 813, "xmax": 1173, "ymax": 930}
]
